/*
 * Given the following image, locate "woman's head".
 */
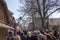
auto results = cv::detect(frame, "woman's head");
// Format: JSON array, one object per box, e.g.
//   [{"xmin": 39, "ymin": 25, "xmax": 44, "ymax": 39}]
[{"xmin": 16, "ymin": 25, "xmax": 23, "ymax": 32}]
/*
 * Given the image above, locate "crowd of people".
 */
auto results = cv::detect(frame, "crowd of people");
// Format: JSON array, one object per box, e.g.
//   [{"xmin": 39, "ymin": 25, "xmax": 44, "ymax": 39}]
[
  {"xmin": 7, "ymin": 26, "xmax": 60, "ymax": 40},
  {"xmin": 15, "ymin": 29, "xmax": 60, "ymax": 40}
]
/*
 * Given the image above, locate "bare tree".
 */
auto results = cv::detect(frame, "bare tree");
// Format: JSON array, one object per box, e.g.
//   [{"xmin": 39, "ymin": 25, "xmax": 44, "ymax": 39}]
[
  {"xmin": 36, "ymin": 0, "xmax": 60, "ymax": 30},
  {"xmin": 18, "ymin": 0, "xmax": 60, "ymax": 30}
]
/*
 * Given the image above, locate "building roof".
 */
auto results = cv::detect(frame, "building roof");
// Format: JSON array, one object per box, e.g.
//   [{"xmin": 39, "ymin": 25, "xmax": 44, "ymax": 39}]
[{"xmin": 49, "ymin": 18, "xmax": 60, "ymax": 26}]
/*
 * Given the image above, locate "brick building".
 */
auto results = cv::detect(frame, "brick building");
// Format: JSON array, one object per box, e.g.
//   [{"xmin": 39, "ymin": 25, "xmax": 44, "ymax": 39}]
[
  {"xmin": 28, "ymin": 17, "xmax": 42, "ymax": 31},
  {"xmin": 28, "ymin": 22, "xmax": 33, "ymax": 31},
  {"xmin": 0, "ymin": 0, "xmax": 15, "ymax": 40},
  {"xmin": 49, "ymin": 18, "xmax": 60, "ymax": 31},
  {"xmin": 28, "ymin": 18, "xmax": 60, "ymax": 31}
]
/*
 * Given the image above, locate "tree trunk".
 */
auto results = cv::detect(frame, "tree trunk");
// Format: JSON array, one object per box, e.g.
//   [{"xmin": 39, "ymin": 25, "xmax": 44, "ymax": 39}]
[
  {"xmin": 41, "ymin": 18, "xmax": 45, "ymax": 30},
  {"xmin": 32, "ymin": 17, "xmax": 35, "ymax": 31},
  {"xmin": 41, "ymin": 18, "xmax": 49, "ymax": 30}
]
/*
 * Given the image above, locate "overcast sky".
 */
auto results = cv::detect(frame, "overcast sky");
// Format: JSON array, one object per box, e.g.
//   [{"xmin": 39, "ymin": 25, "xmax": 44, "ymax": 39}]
[
  {"xmin": 5, "ymin": 0, "xmax": 60, "ymax": 19},
  {"xmin": 5, "ymin": 0, "xmax": 20, "ymax": 19}
]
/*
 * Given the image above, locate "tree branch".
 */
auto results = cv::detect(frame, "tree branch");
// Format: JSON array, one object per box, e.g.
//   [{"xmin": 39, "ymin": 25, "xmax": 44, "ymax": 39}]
[
  {"xmin": 36, "ymin": 0, "xmax": 42, "ymax": 18},
  {"xmin": 47, "ymin": 8, "xmax": 60, "ymax": 17},
  {"xmin": 44, "ymin": 0, "xmax": 51, "ymax": 16},
  {"xmin": 43, "ymin": 0, "xmax": 46, "ymax": 17}
]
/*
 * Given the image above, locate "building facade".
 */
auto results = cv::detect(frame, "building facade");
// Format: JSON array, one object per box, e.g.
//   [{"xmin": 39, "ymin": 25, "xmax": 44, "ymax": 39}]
[
  {"xmin": 0, "ymin": 0, "xmax": 15, "ymax": 40},
  {"xmin": 49, "ymin": 18, "xmax": 60, "ymax": 31},
  {"xmin": 28, "ymin": 18, "xmax": 60, "ymax": 31}
]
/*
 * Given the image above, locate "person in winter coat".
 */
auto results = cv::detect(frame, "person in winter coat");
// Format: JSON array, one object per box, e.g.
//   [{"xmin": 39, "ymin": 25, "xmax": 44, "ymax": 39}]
[
  {"xmin": 58, "ymin": 31, "xmax": 60, "ymax": 40},
  {"xmin": 27, "ymin": 31, "xmax": 33, "ymax": 40},
  {"xmin": 49, "ymin": 31, "xmax": 56, "ymax": 40},
  {"xmin": 45, "ymin": 29, "xmax": 53, "ymax": 40},
  {"xmin": 32, "ymin": 31, "xmax": 38, "ymax": 40},
  {"xmin": 53, "ymin": 30, "xmax": 58, "ymax": 39}
]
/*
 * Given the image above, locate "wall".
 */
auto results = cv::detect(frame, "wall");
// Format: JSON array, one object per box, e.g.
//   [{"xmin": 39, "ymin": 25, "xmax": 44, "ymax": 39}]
[{"xmin": 0, "ymin": 0, "xmax": 15, "ymax": 40}]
